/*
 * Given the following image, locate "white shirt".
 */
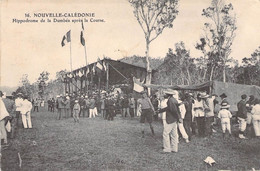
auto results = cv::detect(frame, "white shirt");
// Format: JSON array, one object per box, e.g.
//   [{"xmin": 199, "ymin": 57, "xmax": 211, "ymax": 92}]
[
  {"xmin": 159, "ymin": 99, "xmax": 167, "ymax": 120},
  {"xmin": 15, "ymin": 97, "xmax": 23, "ymax": 111},
  {"xmin": 177, "ymin": 99, "xmax": 186, "ymax": 119},
  {"xmin": 20, "ymin": 99, "xmax": 32, "ymax": 115},
  {"xmin": 251, "ymin": 104, "xmax": 260, "ymax": 116},
  {"xmin": 193, "ymin": 100, "xmax": 204, "ymax": 117},
  {"xmin": 218, "ymin": 109, "xmax": 232, "ymax": 119},
  {"xmin": 204, "ymin": 97, "xmax": 215, "ymax": 117},
  {"xmin": 0, "ymin": 97, "xmax": 9, "ymax": 120}
]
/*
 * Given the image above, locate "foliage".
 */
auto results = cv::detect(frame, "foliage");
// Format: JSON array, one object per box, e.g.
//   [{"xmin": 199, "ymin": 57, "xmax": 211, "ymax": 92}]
[
  {"xmin": 155, "ymin": 42, "xmax": 201, "ymax": 85},
  {"xmin": 129, "ymin": 0, "xmax": 179, "ymax": 90},
  {"xmin": 196, "ymin": 0, "xmax": 237, "ymax": 82},
  {"xmin": 236, "ymin": 47, "xmax": 260, "ymax": 85},
  {"xmin": 37, "ymin": 71, "xmax": 50, "ymax": 98}
]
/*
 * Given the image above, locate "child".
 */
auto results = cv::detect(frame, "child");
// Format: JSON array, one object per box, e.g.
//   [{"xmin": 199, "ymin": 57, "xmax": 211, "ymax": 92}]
[
  {"xmin": 73, "ymin": 100, "xmax": 80, "ymax": 123},
  {"xmin": 218, "ymin": 102, "xmax": 232, "ymax": 139}
]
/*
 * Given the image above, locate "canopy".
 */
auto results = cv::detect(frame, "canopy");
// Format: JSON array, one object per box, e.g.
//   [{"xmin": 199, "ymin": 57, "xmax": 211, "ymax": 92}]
[{"xmin": 143, "ymin": 81, "xmax": 260, "ymax": 111}]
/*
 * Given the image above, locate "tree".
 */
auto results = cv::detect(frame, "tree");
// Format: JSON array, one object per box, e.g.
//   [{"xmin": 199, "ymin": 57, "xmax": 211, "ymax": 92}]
[
  {"xmin": 129, "ymin": 0, "xmax": 179, "ymax": 93},
  {"xmin": 155, "ymin": 42, "xmax": 198, "ymax": 85},
  {"xmin": 37, "ymin": 71, "xmax": 50, "ymax": 98},
  {"xmin": 239, "ymin": 46, "xmax": 260, "ymax": 85},
  {"xmin": 197, "ymin": 0, "xmax": 237, "ymax": 82}
]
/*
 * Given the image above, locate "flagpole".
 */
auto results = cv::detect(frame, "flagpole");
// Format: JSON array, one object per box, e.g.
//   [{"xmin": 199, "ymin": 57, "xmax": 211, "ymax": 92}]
[
  {"xmin": 84, "ymin": 44, "xmax": 87, "ymax": 67},
  {"xmin": 70, "ymin": 39, "xmax": 72, "ymax": 72},
  {"xmin": 70, "ymin": 31, "xmax": 73, "ymax": 93}
]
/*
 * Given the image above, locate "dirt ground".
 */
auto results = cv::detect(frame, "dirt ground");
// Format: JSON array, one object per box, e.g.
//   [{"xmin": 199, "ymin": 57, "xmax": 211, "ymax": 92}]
[{"xmin": 1, "ymin": 108, "xmax": 260, "ymax": 171}]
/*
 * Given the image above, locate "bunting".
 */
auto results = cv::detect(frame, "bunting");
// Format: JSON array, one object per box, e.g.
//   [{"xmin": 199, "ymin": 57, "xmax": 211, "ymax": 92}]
[{"xmin": 133, "ymin": 77, "xmax": 144, "ymax": 93}]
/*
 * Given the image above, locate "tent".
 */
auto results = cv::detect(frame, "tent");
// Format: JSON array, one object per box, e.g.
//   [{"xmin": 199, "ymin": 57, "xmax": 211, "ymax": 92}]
[{"xmin": 143, "ymin": 81, "xmax": 260, "ymax": 111}]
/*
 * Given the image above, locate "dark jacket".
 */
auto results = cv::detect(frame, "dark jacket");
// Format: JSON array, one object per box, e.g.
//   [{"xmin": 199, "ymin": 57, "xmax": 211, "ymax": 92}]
[
  {"xmin": 237, "ymin": 99, "xmax": 247, "ymax": 119},
  {"xmin": 160, "ymin": 97, "xmax": 181, "ymax": 124}
]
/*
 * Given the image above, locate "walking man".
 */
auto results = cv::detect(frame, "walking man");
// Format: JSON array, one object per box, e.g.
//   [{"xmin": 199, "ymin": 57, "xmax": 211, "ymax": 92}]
[{"xmin": 138, "ymin": 91, "xmax": 155, "ymax": 137}]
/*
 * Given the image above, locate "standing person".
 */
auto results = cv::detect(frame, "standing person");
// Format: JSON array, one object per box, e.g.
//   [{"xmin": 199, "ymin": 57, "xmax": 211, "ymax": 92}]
[
  {"xmin": 183, "ymin": 93, "xmax": 194, "ymax": 140},
  {"xmin": 63, "ymin": 96, "xmax": 71, "ymax": 118},
  {"xmin": 218, "ymin": 102, "xmax": 232, "ymax": 139},
  {"xmin": 129, "ymin": 94, "xmax": 136, "ymax": 119},
  {"xmin": 201, "ymin": 93, "xmax": 215, "ymax": 138},
  {"xmin": 193, "ymin": 94, "xmax": 205, "ymax": 137},
  {"xmin": 84, "ymin": 95, "xmax": 90, "ymax": 118},
  {"xmin": 106, "ymin": 95, "xmax": 115, "ymax": 121},
  {"xmin": 151, "ymin": 94, "xmax": 159, "ymax": 121},
  {"xmin": 89, "ymin": 96, "xmax": 96, "ymax": 118},
  {"xmin": 79, "ymin": 95, "xmax": 85, "ymax": 117},
  {"xmin": 237, "ymin": 94, "xmax": 248, "ymax": 139},
  {"xmin": 0, "ymin": 91, "xmax": 10, "ymax": 145},
  {"xmin": 73, "ymin": 100, "xmax": 80, "ymax": 123},
  {"xmin": 138, "ymin": 91, "xmax": 155, "ymax": 137},
  {"xmin": 56, "ymin": 95, "xmax": 63, "ymax": 120},
  {"xmin": 159, "ymin": 89, "xmax": 182, "ymax": 153},
  {"xmin": 20, "ymin": 96, "xmax": 33, "ymax": 129},
  {"xmin": 246, "ymin": 95, "xmax": 256, "ymax": 138},
  {"xmin": 122, "ymin": 94, "xmax": 130, "ymax": 117},
  {"xmin": 51, "ymin": 98, "xmax": 55, "ymax": 112},
  {"xmin": 33, "ymin": 98, "xmax": 39, "ymax": 112},
  {"xmin": 47, "ymin": 98, "xmax": 51, "ymax": 111},
  {"xmin": 100, "ymin": 94, "xmax": 106, "ymax": 119},
  {"xmin": 251, "ymin": 99, "xmax": 260, "ymax": 138},
  {"xmin": 15, "ymin": 93, "xmax": 23, "ymax": 127},
  {"xmin": 159, "ymin": 95, "xmax": 168, "ymax": 127},
  {"xmin": 174, "ymin": 92, "xmax": 189, "ymax": 143}
]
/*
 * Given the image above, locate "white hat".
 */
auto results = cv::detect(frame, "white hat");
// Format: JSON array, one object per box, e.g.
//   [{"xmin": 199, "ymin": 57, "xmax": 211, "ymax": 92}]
[
  {"xmin": 164, "ymin": 89, "xmax": 178, "ymax": 95},
  {"xmin": 221, "ymin": 102, "xmax": 230, "ymax": 109}
]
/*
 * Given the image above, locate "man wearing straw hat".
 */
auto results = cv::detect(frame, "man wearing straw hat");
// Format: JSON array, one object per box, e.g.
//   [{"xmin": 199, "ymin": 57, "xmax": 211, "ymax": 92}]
[{"xmin": 159, "ymin": 89, "xmax": 182, "ymax": 153}]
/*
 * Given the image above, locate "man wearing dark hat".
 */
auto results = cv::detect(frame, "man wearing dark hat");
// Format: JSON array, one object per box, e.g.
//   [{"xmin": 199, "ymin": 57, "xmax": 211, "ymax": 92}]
[
  {"xmin": 220, "ymin": 93, "xmax": 229, "ymax": 105},
  {"xmin": 159, "ymin": 89, "xmax": 182, "ymax": 153},
  {"xmin": 183, "ymin": 92, "xmax": 194, "ymax": 140},
  {"xmin": 138, "ymin": 91, "xmax": 155, "ymax": 137},
  {"xmin": 237, "ymin": 94, "xmax": 248, "ymax": 139}
]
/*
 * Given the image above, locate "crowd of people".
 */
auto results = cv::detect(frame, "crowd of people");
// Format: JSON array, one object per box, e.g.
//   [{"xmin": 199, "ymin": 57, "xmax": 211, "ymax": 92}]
[
  {"xmin": 0, "ymin": 92, "xmax": 33, "ymax": 147},
  {"xmin": 153, "ymin": 90, "xmax": 260, "ymax": 153},
  {"xmin": 0, "ymin": 88, "xmax": 259, "ymax": 154},
  {"xmin": 54, "ymin": 91, "xmax": 137, "ymax": 122}
]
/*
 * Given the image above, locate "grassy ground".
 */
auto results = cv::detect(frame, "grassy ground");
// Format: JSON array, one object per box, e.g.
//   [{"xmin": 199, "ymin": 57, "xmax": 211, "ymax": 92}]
[{"xmin": 1, "ymin": 108, "xmax": 260, "ymax": 171}]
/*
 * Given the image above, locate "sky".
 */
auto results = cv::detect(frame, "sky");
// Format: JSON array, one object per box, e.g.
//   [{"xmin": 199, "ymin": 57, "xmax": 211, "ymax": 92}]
[{"xmin": 1, "ymin": 0, "xmax": 260, "ymax": 88}]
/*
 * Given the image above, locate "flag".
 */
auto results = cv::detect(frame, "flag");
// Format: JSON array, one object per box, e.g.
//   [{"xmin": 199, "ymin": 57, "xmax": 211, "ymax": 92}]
[
  {"xmin": 66, "ymin": 30, "xmax": 71, "ymax": 42},
  {"xmin": 133, "ymin": 77, "xmax": 144, "ymax": 93},
  {"xmin": 79, "ymin": 70, "xmax": 83, "ymax": 77},
  {"xmin": 80, "ymin": 31, "xmax": 85, "ymax": 46},
  {"xmin": 96, "ymin": 61, "xmax": 103, "ymax": 71},
  {"xmin": 80, "ymin": 21, "xmax": 85, "ymax": 46},
  {"xmin": 92, "ymin": 64, "xmax": 96, "ymax": 75},
  {"xmin": 61, "ymin": 36, "xmax": 66, "ymax": 47},
  {"xmin": 103, "ymin": 62, "xmax": 107, "ymax": 71},
  {"xmin": 86, "ymin": 67, "xmax": 89, "ymax": 75},
  {"xmin": 61, "ymin": 30, "xmax": 71, "ymax": 47},
  {"xmin": 68, "ymin": 73, "xmax": 73, "ymax": 78}
]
